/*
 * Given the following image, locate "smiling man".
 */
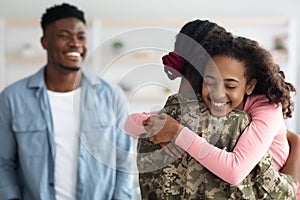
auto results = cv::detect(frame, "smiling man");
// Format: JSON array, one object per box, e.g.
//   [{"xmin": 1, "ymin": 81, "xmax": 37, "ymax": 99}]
[{"xmin": 0, "ymin": 3, "xmax": 137, "ymax": 200}]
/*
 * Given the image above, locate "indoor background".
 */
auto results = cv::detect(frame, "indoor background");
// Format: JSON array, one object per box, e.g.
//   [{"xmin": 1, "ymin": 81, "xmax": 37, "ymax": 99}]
[{"xmin": 0, "ymin": 0, "xmax": 299, "ymax": 134}]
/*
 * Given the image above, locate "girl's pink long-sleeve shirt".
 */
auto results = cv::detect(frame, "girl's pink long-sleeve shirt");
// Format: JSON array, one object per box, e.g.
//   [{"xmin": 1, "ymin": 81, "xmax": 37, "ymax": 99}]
[{"xmin": 125, "ymin": 94, "xmax": 298, "ymax": 196}]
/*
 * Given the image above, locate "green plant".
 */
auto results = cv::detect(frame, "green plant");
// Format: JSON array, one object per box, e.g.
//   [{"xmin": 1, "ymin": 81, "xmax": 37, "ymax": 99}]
[{"xmin": 112, "ymin": 40, "xmax": 124, "ymax": 49}]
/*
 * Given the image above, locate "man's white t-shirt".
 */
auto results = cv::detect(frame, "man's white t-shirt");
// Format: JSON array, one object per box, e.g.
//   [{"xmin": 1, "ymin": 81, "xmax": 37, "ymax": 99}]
[{"xmin": 47, "ymin": 88, "xmax": 81, "ymax": 200}]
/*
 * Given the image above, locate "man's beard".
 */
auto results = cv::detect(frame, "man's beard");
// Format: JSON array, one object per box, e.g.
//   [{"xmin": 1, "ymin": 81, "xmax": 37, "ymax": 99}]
[{"xmin": 58, "ymin": 64, "xmax": 80, "ymax": 71}]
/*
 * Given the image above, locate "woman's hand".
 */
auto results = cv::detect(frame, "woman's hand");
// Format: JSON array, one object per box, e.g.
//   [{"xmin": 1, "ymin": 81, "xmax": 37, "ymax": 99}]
[
  {"xmin": 280, "ymin": 130, "xmax": 300, "ymax": 182},
  {"xmin": 143, "ymin": 113, "xmax": 184, "ymax": 144}
]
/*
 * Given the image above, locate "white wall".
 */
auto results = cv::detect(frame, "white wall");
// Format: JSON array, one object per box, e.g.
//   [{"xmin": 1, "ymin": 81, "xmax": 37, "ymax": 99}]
[{"xmin": 1, "ymin": 0, "xmax": 300, "ymax": 133}]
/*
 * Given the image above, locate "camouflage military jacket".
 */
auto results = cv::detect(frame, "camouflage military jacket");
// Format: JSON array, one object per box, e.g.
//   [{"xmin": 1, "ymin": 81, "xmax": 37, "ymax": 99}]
[{"xmin": 137, "ymin": 93, "xmax": 298, "ymax": 200}]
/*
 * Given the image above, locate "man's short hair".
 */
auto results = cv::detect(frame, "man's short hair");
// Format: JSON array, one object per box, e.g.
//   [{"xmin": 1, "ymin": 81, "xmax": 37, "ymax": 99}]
[{"xmin": 41, "ymin": 3, "xmax": 86, "ymax": 31}]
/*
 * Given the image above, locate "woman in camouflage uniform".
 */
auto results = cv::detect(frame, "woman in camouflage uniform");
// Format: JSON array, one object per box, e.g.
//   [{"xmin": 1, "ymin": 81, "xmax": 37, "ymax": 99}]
[{"xmin": 125, "ymin": 19, "xmax": 299, "ymax": 199}]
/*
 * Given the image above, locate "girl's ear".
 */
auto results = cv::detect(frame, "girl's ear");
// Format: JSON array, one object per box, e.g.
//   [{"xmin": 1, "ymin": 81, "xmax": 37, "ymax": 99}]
[
  {"xmin": 41, "ymin": 36, "xmax": 48, "ymax": 50},
  {"xmin": 246, "ymin": 79, "xmax": 257, "ymax": 95}
]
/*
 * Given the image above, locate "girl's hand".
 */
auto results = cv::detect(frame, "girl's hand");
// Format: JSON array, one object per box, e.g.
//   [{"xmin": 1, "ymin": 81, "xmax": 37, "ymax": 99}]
[{"xmin": 143, "ymin": 113, "xmax": 184, "ymax": 144}]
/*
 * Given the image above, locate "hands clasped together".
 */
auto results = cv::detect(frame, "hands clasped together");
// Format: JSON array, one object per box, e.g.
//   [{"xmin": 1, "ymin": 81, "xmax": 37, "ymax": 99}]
[{"xmin": 142, "ymin": 113, "xmax": 185, "ymax": 156}]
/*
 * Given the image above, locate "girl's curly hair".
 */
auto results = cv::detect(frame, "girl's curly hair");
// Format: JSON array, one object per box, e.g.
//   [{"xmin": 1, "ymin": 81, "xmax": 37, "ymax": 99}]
[{"xmin": 203, "ymin": 32, "xmax": 296, "ymax": 118}]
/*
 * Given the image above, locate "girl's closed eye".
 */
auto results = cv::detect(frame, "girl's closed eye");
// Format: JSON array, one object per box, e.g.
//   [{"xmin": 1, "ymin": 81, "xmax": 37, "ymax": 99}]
[
  {"xmin": 224, "ymin": 79, "xmax": 240, "ymax": 90},
  {"xmin": 225, "ymin": 84, "xmax": 238, "ymax": 89}
]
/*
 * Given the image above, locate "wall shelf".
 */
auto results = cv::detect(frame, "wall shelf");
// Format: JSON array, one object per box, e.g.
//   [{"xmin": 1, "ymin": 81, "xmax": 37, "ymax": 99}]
[{"xmin": 6, "ymin": 54, "xmax": 45, "ymax": 63}]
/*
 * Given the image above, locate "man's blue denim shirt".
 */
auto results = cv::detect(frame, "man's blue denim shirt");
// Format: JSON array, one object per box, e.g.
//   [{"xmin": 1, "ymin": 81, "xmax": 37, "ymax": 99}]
[{"xmin": 0, "ymin": 67, "xmax": 138, "ymax": 200}]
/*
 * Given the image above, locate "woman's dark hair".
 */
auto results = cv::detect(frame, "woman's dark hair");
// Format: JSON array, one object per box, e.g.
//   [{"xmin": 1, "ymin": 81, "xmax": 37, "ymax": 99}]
[
  {"xmin": 204, "ymin": 33, "xmax": 296, "ymax": 118},
  {"xmin": 171, "ymin": 19, "xmax": 230, "ymax": 93}
]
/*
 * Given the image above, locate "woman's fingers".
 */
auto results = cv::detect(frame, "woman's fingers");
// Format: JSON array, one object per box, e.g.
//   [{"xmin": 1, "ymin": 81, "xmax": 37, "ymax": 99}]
[
  {"xmin": 143, "ymin": 113, "xmax": 181, "ymax": 143},
  {"xmin": 142, "ymin": 117, "xmax": 151, "ymax": 126},
  {"xmin": 144, "ymin": 115, "xmax": 165, "ymax": 137}
]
